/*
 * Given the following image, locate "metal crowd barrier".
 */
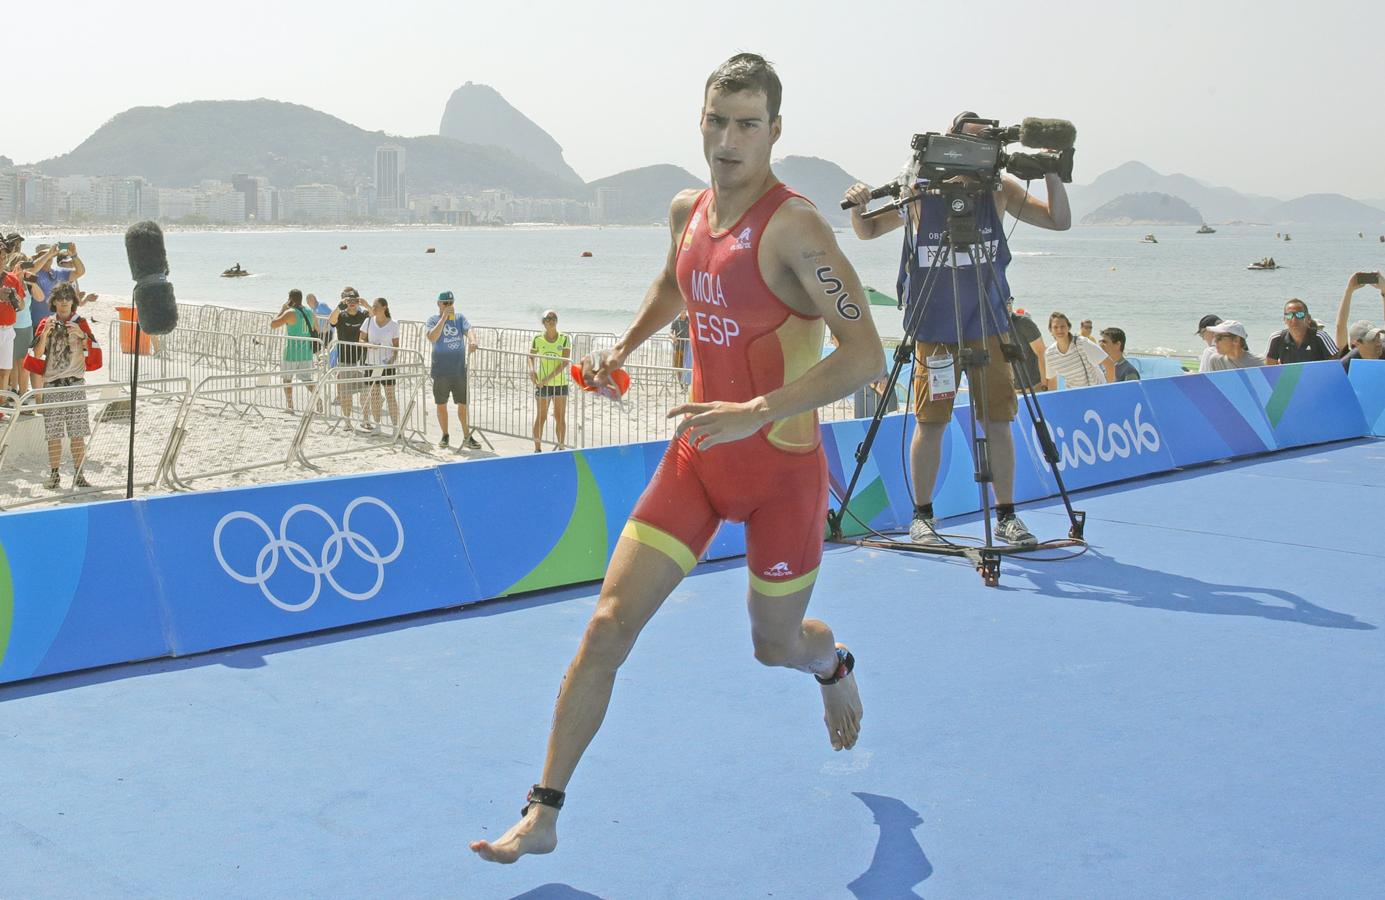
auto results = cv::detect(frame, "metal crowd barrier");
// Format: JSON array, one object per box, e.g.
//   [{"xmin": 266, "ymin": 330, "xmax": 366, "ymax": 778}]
[
  {"xmin": 466, "ymin": 348, "xmax": 573, "ymax": 449},
  {"xmin": 0, "ymin": 378, "xmax": 189, "ymax": 509},
  {"xmin": 163, "ymin": 371, "xmax": 315, "ymax": 488},
  {"xmin": 319, "ymin": 339, "xmax": 428, "ymax": 438},
  {"xmin": 107, "ymin": 323, "xmax": 241, "ymax": 384},
  {"xmin": 296, "ymin": 364, "xmax": 427, "ymax": 465}
]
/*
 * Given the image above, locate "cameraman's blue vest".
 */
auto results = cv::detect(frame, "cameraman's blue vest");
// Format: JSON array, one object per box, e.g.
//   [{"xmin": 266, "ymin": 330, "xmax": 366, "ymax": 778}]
[{"xmin": 896, "ymin": 189, "xmax": 1013, "ymax": 343}]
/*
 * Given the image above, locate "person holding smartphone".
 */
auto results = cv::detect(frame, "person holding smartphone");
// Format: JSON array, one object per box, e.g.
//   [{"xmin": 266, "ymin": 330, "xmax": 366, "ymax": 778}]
[
  {"xmin": 1333, "ymin": 271, "xmax": 1385, "ymax": 358},
  {"xmin": 32, "ymin": 242, "xmax": 85, "ymax": 316},
  {"xmin": 424, "ymin": 290, "xmax": 479, "ymax": 449}
]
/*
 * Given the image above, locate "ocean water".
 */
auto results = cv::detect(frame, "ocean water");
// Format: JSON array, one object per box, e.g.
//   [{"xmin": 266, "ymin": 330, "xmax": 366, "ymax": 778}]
[{"xmin": 43, "ymin": 222, "xmax": 1385, "ymax": 356}]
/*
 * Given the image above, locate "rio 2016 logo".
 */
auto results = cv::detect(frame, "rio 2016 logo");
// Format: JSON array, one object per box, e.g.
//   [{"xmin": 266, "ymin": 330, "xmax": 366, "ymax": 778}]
[
  {"xmin": 212, "ymin": 497, "xmax": 405, "ymax": 612},
  {"xmin": 1030, "ymin": 402, "xmax": 1162, "ymax": 472}
]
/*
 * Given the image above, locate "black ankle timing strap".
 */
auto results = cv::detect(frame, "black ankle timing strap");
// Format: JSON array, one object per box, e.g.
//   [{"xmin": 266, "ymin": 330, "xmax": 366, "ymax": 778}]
[
  {"xmin": 522, "ymin": 785, "xmax": 565, "ymax": 817},
  {"xmin": 815, "ymin": 647, "xmax": 855, "ymax": 685}
]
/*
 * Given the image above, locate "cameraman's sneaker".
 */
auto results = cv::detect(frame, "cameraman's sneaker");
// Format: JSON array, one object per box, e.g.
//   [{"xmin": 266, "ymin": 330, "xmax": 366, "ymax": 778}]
[
  {"xmin": 996, "ymin": 514, "xmax": 1037, "ymax": 547},
  {"xmin": 73, "ymin": 473, "xmax": 92, "ymax": 489},
  {"xmin": 909, "ymin": 515, "xmax": 945, "ymax": 546},
  {"xmin": 44, "ymin": 469, "xmax": 60, "ymax": 490},
  {"xmin": 463, "ymin": 435, "xmax": 482, "ymax": 450}
]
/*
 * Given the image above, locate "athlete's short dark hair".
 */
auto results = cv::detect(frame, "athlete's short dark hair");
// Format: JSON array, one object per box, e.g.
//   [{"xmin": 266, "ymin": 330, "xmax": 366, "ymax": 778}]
[{"xmin": 705, "ymin": 53, "xmax": 782, "ymax": 120}]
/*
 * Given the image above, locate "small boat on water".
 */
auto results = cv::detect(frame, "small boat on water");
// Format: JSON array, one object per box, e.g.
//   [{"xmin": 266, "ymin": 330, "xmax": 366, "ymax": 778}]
[
  {"xmin": 1197, "ymin": 224, "xmax": 1216, "ymax": 234},
  {"xmin": 1247, "ymin": 257, "xmax": 1282, "ymax": 271},
  {"xmin": 1141, "ymin": 234, "xmax": 1158, "ymax": 244},
  {"xmin": 425, "ymin": 247, "xmax": 436, "ymax": 254},
  {"xmin": 580, "ymin": 251, "xmax": 594, "ymax": 258},
  {"xmin": 1284, "ymin": 233, "xmax": 1292, "ymax": 241},
  {"xmin": 220, "ymin": 264, "xmax": 250, "ymax": 278},
  {"xmin": 340, "ymin": 244, "xmax": 348, "ymax": 250}
]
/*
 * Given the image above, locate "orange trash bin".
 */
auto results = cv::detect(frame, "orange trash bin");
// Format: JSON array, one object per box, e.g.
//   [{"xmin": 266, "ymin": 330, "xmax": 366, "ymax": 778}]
[{"xmin": 116, "ymin": 306, "xmax": 153, "ymax": 354}]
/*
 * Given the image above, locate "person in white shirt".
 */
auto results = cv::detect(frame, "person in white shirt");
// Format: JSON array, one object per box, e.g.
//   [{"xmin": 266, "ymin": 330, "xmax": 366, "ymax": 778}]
[
  {"xmin": 361, "ymin": 297, "xmax": 401, "ymax": 433},
  {"xmin": 1044, "ymin": 312, "xmax": 1109, "ymax": 389},
  {"xmin": 1204, "ymin": 320, "xmax": 1265, "ymax": 370}
]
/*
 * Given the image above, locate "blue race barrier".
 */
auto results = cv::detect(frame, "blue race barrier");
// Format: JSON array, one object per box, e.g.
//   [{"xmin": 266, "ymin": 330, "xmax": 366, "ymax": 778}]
[
  {"xmin": 142, "ymin": 468, "xmax": 481, "ymax": 656},
  {"xmin": 1348, "ymin": 359, "xmax": 1385, "ymax": 436},
  {"xmin": 0, "ymin": 501, "xmax": 170, "ymax": 684},
  {"xmin": 1, "ymin": 361, "xmax": 1376, "ymax": 686}
]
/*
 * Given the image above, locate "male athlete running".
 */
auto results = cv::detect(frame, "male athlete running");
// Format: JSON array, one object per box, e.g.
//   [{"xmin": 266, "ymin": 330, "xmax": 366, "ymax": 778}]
[{"xmin": 471, "ymin": 53, "xmax": 884, "ymax": 864}]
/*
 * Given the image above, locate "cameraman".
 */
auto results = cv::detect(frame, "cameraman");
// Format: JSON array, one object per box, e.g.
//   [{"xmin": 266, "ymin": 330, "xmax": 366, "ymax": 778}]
[{"xmin": 843, "ymin": 111, "xmax": 1071, "ymax": 547}]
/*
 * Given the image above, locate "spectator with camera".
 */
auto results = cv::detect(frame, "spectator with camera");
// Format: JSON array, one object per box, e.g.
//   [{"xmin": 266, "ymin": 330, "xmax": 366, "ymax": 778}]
[
  {"xmin": 1333, "ymin": 272, "xmax": 1384, "ymax": 369},
  {"xmin": 426, "ymin": 290, "xmax": 480, "ymax": 449},
  {"xmin": 32, "ymin": 285, "xmax": 94, "ymax": 489},
  {"xmin": 843, "ymin": 111, "xmax": 1072, "ymax": 547},
  {"xmin": 1044, "ymin": 312, "xmax": 1108, "ymax": 389},
  {"xmin": 1266, "ymin": 298, "xmax": 1337, "ymax": 364},
  {"xmin": 31, "ymin": 242, "xmax": 85, "ymax": 325},
  {"xmin": 328, "ymin": 288, "xmax": 371, "ymax": 428},
  {"xmin": 1204, "ymin": 321, "xmax": 1264, "ymax": 370}
]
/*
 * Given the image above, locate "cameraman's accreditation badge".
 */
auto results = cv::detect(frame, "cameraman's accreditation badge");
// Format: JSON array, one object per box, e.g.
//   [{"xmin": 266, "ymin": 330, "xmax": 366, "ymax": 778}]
[{"xmin": 926, "ymin": 349, "xmax": 956, "ymax": 401}]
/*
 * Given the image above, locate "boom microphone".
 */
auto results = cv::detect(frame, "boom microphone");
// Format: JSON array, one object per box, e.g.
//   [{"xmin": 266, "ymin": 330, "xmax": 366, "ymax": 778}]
[
  {"xmin": 1017, "ymin": 117, "xmax": 1077, "ymax": 151},
  {"xmin": 840, "ymin": 181, "xmax": 903, "ymax": 210},
  {"xmin": 124, "ymin": 220, "xmax": 178, "ymax": 335}
]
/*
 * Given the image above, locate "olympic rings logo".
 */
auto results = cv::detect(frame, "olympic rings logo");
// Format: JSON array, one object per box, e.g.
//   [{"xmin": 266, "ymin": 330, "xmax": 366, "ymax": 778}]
[{"xmin": 212, "ymin": 497, "xmax": 405, "ymax": 612}]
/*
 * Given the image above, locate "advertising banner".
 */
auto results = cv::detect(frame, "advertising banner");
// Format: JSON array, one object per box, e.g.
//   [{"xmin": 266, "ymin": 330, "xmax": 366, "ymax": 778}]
[
  {"xmin": 0, "ymin": 501, "xmax": 169, "ymax": 684},
  {"xmin": 1021, "ymin": 381, "xmax": 1178, "ymax": 495},
  {"xmin": 142, "ymin": 468, "xmax": 479, "ymax": 656},
  {"xmin": 1348, "ymin": 359, "xmax": 1385, "ymax": 436}
]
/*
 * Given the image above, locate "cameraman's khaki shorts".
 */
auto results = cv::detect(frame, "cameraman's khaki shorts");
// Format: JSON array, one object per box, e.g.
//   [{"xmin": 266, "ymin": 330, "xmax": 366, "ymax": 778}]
[{"xmin": 913, "ymin": 335, "xmax": 1017, "ymax": 424}]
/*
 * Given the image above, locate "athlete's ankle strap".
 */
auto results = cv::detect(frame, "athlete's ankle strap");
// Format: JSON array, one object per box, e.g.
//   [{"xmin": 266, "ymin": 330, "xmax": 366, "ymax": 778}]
[
  {"xmin": 815, "ymin": 647, "xmax": 855, "ymax": 685},
  {"xmin": 522, "ymin": 785, "xmax": 565, "ymax": 817}
]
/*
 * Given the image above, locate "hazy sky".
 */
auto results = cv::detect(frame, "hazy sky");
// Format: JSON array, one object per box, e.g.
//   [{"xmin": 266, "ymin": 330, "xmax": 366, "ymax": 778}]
[{"xmin": 14, "ymin": 0, "xmax": 1383, "ymax": 198}]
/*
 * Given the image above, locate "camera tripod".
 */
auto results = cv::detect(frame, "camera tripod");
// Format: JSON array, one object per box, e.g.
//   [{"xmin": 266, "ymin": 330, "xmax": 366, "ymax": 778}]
[{"xmin": 826, "ymin": 180, "xmax": 1085, "ymax": 586}]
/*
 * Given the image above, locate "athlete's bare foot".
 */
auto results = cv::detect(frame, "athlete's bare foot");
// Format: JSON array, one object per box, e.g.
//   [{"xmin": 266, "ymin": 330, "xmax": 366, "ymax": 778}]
[
  {"xmin": 469, "ymin": 804, "xmax": 559, "ymax": 864},
  {"xmin": 820, "ymin": 645, "xmax": 863, "ymax": 751}
]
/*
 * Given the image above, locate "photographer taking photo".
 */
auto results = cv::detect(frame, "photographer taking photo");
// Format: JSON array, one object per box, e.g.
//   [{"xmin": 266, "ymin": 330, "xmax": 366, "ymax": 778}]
[{"xmin": 843, "ymin": 110, "xmax": 1072, "ymax": 547}]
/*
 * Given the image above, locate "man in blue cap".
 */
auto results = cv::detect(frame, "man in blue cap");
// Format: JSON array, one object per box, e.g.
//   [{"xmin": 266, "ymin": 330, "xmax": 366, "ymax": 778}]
[{"xmin": 425, "ymin": 290, "xmax": 480, "ymax": 449}]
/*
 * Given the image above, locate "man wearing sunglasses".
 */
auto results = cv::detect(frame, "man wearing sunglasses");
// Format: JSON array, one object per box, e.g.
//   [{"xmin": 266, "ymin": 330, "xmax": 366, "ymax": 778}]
[{"xmin": 1266, "ymin": 298, "xmax": 1337, "ymax": 365}]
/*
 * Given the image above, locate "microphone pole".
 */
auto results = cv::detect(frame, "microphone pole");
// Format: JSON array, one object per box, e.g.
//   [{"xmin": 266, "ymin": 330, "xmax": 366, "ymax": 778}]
[{"xmin": 127, "ymin": 322, "xmax": 141, "ymax": 499}]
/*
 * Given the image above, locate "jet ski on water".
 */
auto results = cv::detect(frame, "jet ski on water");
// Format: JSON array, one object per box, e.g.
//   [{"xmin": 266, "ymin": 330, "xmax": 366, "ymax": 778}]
[
  {"xmin": 1141, "ymin": 234, "xmax": 1158, "ymax": 243},
  {"xmin": 221, "ymin": 263, "xmax": 250, "ymax": 278},
  {"xmin": 1197, "ymin": 224, "xmax": 1216, "ymax": 234},
  {"xmin": 1247, "ymin": 256, "xmax": 1281, "ymax": 271}
]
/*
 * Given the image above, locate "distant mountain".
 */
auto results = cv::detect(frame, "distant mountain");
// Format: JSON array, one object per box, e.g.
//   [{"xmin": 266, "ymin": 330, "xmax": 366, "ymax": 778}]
[
  {"xmin": 589, "ymin": 164, "xmax": 705, "ymax": 224},
  {"xmin": 439, "ymin": 83, "xmax": 584, "ymax": 188},
  {"xmin": 773, "ymin": 155, "xmax": 863, "ymax": 227},
  {"xmin": 1264, "ymin": 194, "xmax": 1385, "ymax": 225},
  {"xmin": 35, "ymin": 99, "xmax": 583, "ymax": 199},
  {"xmin": 1080, "ymin": 192, "xmax": 1202, "ymax": 226},
  {"xmin": 1069, "ymin": 161, "xmax": 1279, "ymax": 224}
]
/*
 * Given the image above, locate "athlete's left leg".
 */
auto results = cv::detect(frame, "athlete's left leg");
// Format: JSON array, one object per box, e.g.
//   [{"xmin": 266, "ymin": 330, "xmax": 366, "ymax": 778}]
[
  {"xmin": 747, "ymin": 583, "xmax": 862, "ymax": 751},
  {"xmin": 739, "ymin": 445, "xmax": 861, "ymax": 750}
]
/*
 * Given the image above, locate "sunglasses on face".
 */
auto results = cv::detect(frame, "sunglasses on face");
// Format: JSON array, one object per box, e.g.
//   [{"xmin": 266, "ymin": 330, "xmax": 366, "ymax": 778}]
[{"xmin": 1284, "ymin": 310, "xmax": 1307, "ymax": 319}]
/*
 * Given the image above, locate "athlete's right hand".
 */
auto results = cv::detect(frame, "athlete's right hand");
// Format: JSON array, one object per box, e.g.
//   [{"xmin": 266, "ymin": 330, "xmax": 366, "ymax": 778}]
[
  {"xmin": 844, "ymin": 182, "xmax": 873, "ymax": 213},
  {"xmin": 581, "ymin": 349, "xmax": 625, "ymax": 394}
]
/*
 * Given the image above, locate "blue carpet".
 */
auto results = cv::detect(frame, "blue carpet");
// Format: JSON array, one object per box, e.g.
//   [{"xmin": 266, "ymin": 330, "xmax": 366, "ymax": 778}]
[{"xmin": 3, "ymin": 440, "xmax": 1383, "ymax": 898}]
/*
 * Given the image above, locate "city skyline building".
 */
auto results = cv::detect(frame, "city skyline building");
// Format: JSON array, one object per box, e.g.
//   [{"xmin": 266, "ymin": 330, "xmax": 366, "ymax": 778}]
[{"xmin": 375, "ymin": 145, "xmax": 407, "ymax": 216}]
